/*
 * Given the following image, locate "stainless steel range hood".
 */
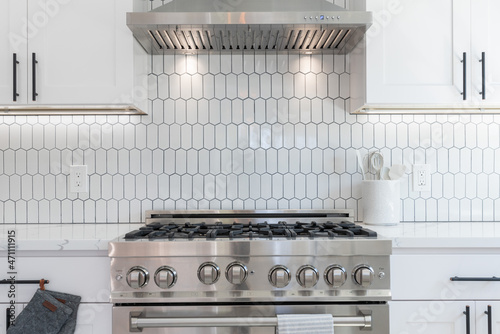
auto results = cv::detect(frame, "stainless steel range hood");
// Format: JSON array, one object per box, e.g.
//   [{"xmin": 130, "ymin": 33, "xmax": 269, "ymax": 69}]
[{"xmin": 127, "ymin": 0, "xmax": 372, "ymax": 55}]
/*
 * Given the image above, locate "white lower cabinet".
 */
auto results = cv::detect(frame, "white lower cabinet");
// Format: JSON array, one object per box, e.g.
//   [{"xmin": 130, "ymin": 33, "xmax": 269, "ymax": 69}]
[
  {"xmin": 75, "ymin": 303, "xmax": 112, "ymax": 334},
  {"xmin": 391, "ymin": 301, "xmax": 500, "ymax": 334},
  {"xmin": 0, "ymin": 303, "xmax": 111, "ymax": 333},
  {"xmin": 391, "ymin": 301, "xmax": 473, "ymax": 334},
  {"xmin": 11, "ymin": 256, "xmax": 110, "ymax": 303},
  {"xmin": 390, "ymin": 253, "xmax": 500, "ymax": 333},
  {"xmin": 0, "ymin": 254, "xmax": 111, "ymax": 332},
  {"xmin": 475, "ymin": 302, "xmax": 500, "ymax": 334},
  {"xmin": 1, "ymin": 303, "xmax": 25, "ymax": 332}
]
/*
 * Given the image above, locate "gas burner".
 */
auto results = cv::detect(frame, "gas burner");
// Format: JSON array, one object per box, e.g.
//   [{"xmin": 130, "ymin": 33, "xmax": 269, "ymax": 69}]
[
  {"xmin": 292, "ymin": 221, "xmax": 378, "ymax": 238},
  {"xmin": 124, "ymin": 220, "xmax": 377, "ymax": 240}
]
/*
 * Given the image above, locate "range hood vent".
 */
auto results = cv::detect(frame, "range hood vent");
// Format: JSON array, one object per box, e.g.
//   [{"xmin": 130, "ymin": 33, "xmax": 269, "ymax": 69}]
[{"xmin": 128, "ymin": 0, "xmax": 372, "ymax": 55}]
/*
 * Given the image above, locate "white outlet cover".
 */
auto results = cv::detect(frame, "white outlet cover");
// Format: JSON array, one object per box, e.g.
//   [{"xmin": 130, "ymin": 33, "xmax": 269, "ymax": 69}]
[
  {"xmin": 70, "ymin": 165, "xmax": 88, "ymax": 193},
  {"xmin": 412, "ymin": 164, "xmax": 431, "ymax": 192}
]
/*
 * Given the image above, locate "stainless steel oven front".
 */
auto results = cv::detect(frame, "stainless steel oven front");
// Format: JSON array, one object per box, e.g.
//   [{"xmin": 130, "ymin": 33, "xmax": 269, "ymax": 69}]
[
  {"xmin": 113, "ymin": 304, "xmax": 389, "ymax": 333},
  {"xmin": 109, "ymin": 210, "xmax": 391, "ymax": 333}
]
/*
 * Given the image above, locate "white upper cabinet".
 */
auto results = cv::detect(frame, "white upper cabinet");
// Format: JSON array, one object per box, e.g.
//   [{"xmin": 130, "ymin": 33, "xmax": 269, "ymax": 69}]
[
  {"xmin": 350, "ymin": 0, "xmax": 500, "ymax": 112},
  {"xmin": 0, "ymin": 0, "xmax": 148, "ymax": 113},
  {"xmin": 28, "ymin": 0, "xmax": 134, "ymax": 105},
  {"xmin": 351, "ymin": 0, "xmax": 470, "ymax": 109},
  {"xmin": 471, "ymin": 0, "xmax": 500, "ymax": 104},
  {"xmin": 0, "ymin": 1, "xmax": 27, "ymax": 104}
]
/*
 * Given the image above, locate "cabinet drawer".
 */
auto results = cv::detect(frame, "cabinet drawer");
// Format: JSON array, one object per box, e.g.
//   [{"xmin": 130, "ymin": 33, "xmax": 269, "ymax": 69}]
[
  {"xmin": 392, "ymin": 254, "xmax": 500, "ymax": 300},
  {"xmin": 0, "ymin": 257, "xmax": 109, "ymax": 303}
]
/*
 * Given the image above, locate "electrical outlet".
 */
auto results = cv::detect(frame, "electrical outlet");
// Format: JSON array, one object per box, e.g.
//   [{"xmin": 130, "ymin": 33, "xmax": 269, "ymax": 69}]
[
  {"xmin": 70, "ymin": 165, "xmax": 88, "ymax": 193},
  {"xmin": 413, "ymin": 164, "xmax": 431, "ymax": 192}
]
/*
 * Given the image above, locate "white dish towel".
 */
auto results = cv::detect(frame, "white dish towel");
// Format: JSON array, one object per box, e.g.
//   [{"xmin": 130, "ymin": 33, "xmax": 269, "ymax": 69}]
[{"xmin": 276, "ymin": 314, "xmax": 334, "ymax": 334}]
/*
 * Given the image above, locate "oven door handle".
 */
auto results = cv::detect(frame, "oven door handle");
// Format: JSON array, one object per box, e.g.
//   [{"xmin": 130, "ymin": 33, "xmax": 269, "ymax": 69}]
[{"xmin": 130, "ymin": 311, "xmax": 372, "ymax": 331}]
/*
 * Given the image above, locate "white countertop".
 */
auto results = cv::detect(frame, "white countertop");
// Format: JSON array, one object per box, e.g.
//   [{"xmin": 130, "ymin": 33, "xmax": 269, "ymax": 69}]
[
  {"xmin": 0, "ymin": 224, "xmax": 142, "ymax": 253},
  {"xmin": 1, "ymin": 222, "xmax": 500, "ymax": 253},
  {"xmin": 364, "ymin": 222, "xmax": 500, "ymax": 249}
]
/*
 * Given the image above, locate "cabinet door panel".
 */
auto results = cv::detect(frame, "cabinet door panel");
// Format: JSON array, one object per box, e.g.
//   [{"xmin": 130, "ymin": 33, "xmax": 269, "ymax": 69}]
[
  {"xmin": 27, "ymin": 0, "xmax": 134, "ymax": 104},
  {"xmin": 0, "ymin": 0, "xmax": 28, "ymax": 104},
  {"xmin": 471, "ymin": 0, "xmax": 500, "ymax": 103},
  {"xmin": 75, "ymin": 303, "xmax": 112, "ymax": 334},
  {"xmin": 476, "ymin": 302, "xmax": 500, "ymax": 334},
  {"xmin": 365, "ymin": 0, "xmax": 470, "ymax": 104},
  {"xmin": 390, "ymin": 301, "xmax": 474, "ymax": 334}
]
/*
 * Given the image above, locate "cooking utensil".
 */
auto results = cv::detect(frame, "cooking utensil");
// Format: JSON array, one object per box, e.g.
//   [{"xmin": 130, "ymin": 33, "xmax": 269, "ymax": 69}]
[
  {"xmin": 389, "ymin": 164, "xmax": 407, "ymax": 180},
  {"xmin": 380, "ymin": 167, "xmax": 391, "ymax": 180},
  {"xmin": 369, "ymin": 152, "xmax": 384, "ymax": 180},
  {"xmin": 356, "ymin": 150, "xmax": 366, "ymax": 180}
]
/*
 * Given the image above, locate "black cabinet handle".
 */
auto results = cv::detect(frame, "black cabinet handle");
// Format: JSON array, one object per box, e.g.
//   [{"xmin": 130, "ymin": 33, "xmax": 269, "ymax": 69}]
[
  {"xmin": 485, "ymin": 305, "xmax": 492, "ymax": 334},
  {"xmin": 480, "ymin": 52, "xmax": 486, "ymax": 100},
  {"xmin": 32, "ymin": 52, "xmax": 38, "ymax": 101},
  {"xmin": 0, "ymin": 279, "xmax": 49, "ymax": 285},
  {"xmin": 461, "ymin": 52, "xmax": 467, "ymax": 100},
  {"xmin": 451, "ymin": 276, "xmax": 500, "ymax": 281},
  {"xmin": 6, "ymin": 308, "xmax": 10, "ymax": 331},
  {"xmin": 13, "ymin": 53, "xmax": 19, "ymax": 101},
  {"xmin": 463, "ymin": 305, "xmax": 471, "ymax": 334}
]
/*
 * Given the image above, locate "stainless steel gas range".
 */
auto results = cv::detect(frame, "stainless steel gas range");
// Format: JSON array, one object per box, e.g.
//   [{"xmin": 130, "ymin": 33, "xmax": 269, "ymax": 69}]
[{"xmin": 109, "ymin": 210, "xmax": 391, "ymax": 333}]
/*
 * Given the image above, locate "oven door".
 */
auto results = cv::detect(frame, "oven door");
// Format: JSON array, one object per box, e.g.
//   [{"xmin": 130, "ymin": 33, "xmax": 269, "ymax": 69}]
[{"xmin": 113, "ymin": 303, "xmax": 389, "ymax": 334}]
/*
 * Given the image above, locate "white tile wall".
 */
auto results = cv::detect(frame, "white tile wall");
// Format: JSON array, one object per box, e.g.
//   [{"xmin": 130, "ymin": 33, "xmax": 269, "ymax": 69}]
[{"xmin": 0, "ymin": 51, "xmax": 499, "ymax": 223}]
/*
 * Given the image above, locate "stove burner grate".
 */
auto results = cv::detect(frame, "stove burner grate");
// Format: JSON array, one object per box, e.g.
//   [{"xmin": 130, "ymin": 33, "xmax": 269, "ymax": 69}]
[{"xmin": 124, "ymin": 220, "xmax": 377, "ymax": 240}]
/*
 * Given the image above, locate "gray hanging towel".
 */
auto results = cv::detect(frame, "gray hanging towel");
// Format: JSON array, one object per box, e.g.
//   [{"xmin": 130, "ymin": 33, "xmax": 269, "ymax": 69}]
[{"xmin": 7, "ymin": 289, "xmax": 81, "ymax": 334}]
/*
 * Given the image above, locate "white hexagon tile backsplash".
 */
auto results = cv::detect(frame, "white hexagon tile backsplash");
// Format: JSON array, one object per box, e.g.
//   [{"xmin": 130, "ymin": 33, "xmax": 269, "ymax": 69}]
[{"xmin": 0, "ymin": 52, "xmax": 499, "ymax": 223}]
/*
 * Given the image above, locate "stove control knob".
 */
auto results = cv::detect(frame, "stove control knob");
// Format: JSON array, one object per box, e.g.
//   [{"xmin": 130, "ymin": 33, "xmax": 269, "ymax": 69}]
[
  {"xmin": 269, "ymin": 265, "xmax": 291, "ymax": 288},
  {"xmin": 225, "ymin": 262, "xmax": 248, "ymax": 285},
  {"xmin": 296, "ymin": 265, "xmax": 319, "ymax": 288},
  {"xmin": 353, "ymin": 265, "xmax": 374, "ymax": 287},
  {"xmin": 324, "ymin": 265, "xmax": 347, "ymax": 288},
  {"xmin": 126, "ymin": 266, "xmax": 149, "ymax": 289},
  {"xmin": 198, "ymin": 262, "xmax": 220, "ymax": 285},
  {"xmin": 154, "ymin": 266, "xmax": 177, "ymax": 289}
]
